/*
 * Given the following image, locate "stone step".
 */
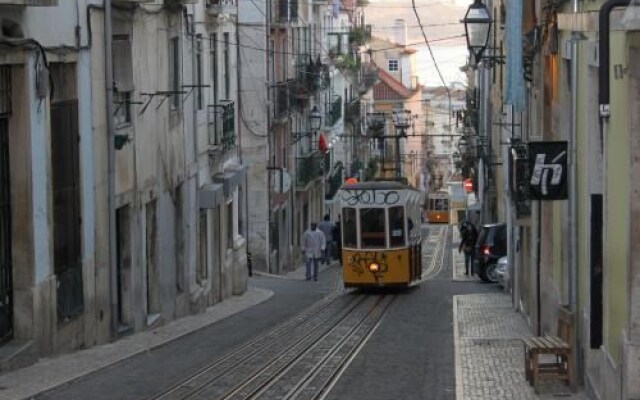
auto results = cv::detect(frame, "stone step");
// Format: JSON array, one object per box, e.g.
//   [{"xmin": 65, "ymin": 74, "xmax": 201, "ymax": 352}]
[{"xmin": 0, "ymin": 339, "xmax": 36, "ymax": 374}]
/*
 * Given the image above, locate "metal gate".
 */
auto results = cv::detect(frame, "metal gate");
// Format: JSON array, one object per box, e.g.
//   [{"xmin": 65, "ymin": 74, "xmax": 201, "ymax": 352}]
[{"xmin": 0, "ymin": 65, "xmax": 12, "ymax": 342}]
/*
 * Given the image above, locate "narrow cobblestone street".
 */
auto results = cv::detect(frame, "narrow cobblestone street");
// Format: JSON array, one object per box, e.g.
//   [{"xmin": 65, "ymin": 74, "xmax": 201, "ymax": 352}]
[{"xmin": 0, "ymin": 226, "xmax": 595, "ymax": 400}]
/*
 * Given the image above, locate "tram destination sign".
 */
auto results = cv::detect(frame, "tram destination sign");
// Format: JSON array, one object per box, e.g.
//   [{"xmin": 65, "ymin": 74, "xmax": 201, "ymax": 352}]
[{"xmin": 528, "ymin": 141, "xmax": 568, "ymax": 200}]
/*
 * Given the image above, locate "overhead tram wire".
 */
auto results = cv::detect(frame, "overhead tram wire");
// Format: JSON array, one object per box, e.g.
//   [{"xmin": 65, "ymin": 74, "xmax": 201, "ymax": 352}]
[
  {"xmin": 208, "ymin": 33, "xmax": 465, "ymax": 57},
  {"xmin": 411, "ymin": 0, "xmax": 454, "ymax": 129}
]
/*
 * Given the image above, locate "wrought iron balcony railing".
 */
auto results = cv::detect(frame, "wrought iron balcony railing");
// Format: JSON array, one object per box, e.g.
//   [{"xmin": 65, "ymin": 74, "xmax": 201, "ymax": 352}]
[
  {"xmin": 276, "ymin": 0, "xmax": 298, "ymax": 23},
  {"xmin": 324, "ymin": 96, "xmax": 342, "ymax": 127},
  {"xmin": 358, "ymin": 63, "xmax": 379, "ymax": 93},
  {"xmin": 345, "ymin": 98, "xmax": 361, "ymax": 125},
  {"xmin": 296, "ymin": 151, "xmax": 324, "ymax": 188},
  {"xmin": 273, "ymin": 81, "xmax": 293, "ymax": 119},
  {"xmin": 208, "ymin": 100, "xmax": 236, "ymax": 150},
  {"xmin": 293, "ymin": 61, "xmax": 330, "ymax": 99}
]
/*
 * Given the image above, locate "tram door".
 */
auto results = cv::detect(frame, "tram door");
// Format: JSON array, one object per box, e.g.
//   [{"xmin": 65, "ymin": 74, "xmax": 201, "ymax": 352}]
[{"xmin": 0, "ymin": 111, "xmax": 12, "ymax": 342}]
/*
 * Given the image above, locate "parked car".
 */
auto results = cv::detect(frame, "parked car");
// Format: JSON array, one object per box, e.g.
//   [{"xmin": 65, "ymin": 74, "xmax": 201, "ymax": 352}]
[
  {"xmin": 495, "ymin": 256, "xmax": 510, "ymax": 289},
  {"xmin": 474, "ymin": 223, "xmax": 507, "ymax": 283}
]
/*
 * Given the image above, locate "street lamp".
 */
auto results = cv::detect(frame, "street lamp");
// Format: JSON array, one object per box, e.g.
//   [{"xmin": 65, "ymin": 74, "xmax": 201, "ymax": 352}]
[
  {"xmin": 309, "ymin": 105, "xmax": 322, "ymax": 130},
  {"xmin": 462, "ymin": 0, "xmax": 491, "ymax": 65},
  {"xmin": 392, "ymin": 109, "xmax": 412, "ymax": 180}
]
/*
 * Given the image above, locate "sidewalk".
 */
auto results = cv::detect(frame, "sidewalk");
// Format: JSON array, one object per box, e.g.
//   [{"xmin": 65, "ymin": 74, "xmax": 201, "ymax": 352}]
[
  {"xmin": 0, "ymin": 258, "xmax": 339, "ymax": 400},
  {"xmin": 0, "ymin": 287, "xmax": 273, "ymax": 400},
  {"xmin": 454, "ymin": 292, "xmax": 589, "ymax": 400}
]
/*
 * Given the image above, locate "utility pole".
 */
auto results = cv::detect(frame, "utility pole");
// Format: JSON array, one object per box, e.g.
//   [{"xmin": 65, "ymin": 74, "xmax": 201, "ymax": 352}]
[{"xmin": 392, "ymin": 110, "xmax": 411, "ymax": 181}]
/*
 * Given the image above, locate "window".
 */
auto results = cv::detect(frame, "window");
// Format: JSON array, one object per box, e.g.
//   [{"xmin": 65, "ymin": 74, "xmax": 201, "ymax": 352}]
[
  {"xmin": 360, "ymin": 208, "xmax": 386, "ymax": 248},
  {"xmin": 388, "ymin": 59, "xmax": 399, "ymax": 72},
  {"xmin": 227, "ymin": 201, "xmax": 234, "ymax": 249},
  {"xmin": 388, "ymin": 206, "xmax": 405, "ymax": 247},
  {"xmin": 113, "ymin": 34, "xmax": 133, "ymax": 123},
  {"xmin": 210, "ymin": 33, "xmax": 218, "ymax": 104},
  {"xmin": 196, "ymin": 34, "xmax": 203, "ymax": 110},
  {"xmin": 169, "ymin": 36, "xmax": 180, "ymax": 109},
  {"xmin": 114, "ymin": 91, "xmax": 131, "ymax": 127},
  {"xmin": 223, "ymin": 32, "xmax": 230, "ymax": 100},
  {"xmin": 342, "ymin": 208, "xmax": 357, "ymax": 248}
]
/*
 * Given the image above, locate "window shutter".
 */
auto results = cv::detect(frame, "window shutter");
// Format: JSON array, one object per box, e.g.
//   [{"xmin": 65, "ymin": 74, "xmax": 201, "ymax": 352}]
[{"xmin": 113, "ymin": 36, "xmax": 134, "ymax": 92}]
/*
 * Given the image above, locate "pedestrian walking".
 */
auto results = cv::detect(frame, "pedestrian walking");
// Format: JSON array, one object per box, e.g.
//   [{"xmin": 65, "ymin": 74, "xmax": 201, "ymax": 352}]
[
  {"xmin": 317, "ymin": 214, "xmax": 335, "ymax": 264},
  {"xmin": 458, "ymin": 222, "xmax": 478, "ymax": 275},
  {"xmin": 301, "ymin": 222, "xmax": 326, "ymax": 281}
]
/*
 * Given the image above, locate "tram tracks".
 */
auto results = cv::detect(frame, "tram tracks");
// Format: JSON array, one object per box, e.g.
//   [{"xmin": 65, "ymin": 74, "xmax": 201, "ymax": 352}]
[
  {"xmin": 148, "ymin": 294, "xmax": 396, "ymax": 400},
  {"xmin": 417, "ymin": 224, "xmax": 449, "ymax": 283}
]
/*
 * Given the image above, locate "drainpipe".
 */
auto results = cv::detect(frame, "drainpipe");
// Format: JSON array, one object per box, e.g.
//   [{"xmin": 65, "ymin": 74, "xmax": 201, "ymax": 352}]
[
  {"xmin": 188, "ymin": 7, "xmax": 201, "ymax": 282},
  {"xmin": 599, "ymin": 0, "xmax": 631, "ymax": 122},
  {"xmin": 266, "ymin": 0, "xmax": 272, "ymax": 274},
  {"xmin": 569, "ymin": 0, "xmax": 582, "ymax": 384},
  {"xmin": 104, "ymin": 0, "xmax": 118, "ymax": 335}
]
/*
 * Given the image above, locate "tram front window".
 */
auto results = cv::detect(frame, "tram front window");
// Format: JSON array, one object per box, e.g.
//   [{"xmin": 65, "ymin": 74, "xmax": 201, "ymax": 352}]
[
  {"xmin": 388, "ymin": 206, "xmax": 405, "ymax": 247},
  {"xmin": 342, "ymin": 207, "xmax": 357, "ymax": 248},
  {"xmin": 360, "ymin": 208, "xmax": 386, "ymax": 248}
]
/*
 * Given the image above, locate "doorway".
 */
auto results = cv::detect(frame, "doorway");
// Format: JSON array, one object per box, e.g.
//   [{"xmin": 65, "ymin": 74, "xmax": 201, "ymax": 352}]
[{"xmin": 0, "ymin": 113, "xmax": 12, "ymax": 342}]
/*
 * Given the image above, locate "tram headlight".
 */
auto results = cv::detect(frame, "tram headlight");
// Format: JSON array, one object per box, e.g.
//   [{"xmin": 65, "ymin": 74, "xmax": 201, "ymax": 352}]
[{"xmin": 368, "ymin": 262, "xmax": 380, "ymax": 272}]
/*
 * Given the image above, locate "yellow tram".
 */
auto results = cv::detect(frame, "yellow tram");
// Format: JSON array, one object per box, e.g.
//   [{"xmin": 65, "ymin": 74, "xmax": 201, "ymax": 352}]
[
  {"xmin": 338, "ymin": 181, "xmax": 423, "ymax": 288},
  {"xmin": 425, "ymin": 190, "xmax": 450, "ymax": 224}
]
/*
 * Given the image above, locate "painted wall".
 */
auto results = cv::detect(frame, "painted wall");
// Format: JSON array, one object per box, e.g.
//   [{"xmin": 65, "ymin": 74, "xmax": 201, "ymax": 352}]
[{"xmin": 604, "ymin": 31, "xmax": 630, "ymax": 365}]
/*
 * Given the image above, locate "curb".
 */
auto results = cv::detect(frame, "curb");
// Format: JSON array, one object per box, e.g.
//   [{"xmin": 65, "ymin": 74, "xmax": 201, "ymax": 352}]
[
  {"xmin": 0, "ymin": 287, "xmax": 274, "ymax": 400},
  {"xmin": 453, "ymin": 295, "xmax": 464, "ymax": 400}
]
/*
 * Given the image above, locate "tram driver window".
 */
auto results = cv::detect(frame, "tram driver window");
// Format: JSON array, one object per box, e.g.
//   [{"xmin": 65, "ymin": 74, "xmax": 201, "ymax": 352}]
[
  {"xmin": 388, "ymin": 206, "xmax": 405, "ymax": 246},
  {"xmin": 342, "ymin": 208, "xmax": 358, "ymax": 248},
  {"xmin": 360, "ymin": 208, "xmax": 386, "ymax": 248}
]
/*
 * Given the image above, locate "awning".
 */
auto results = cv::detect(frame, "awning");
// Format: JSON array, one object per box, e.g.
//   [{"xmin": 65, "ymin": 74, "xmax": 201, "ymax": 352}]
[{"xmin": 198, "ymin": 183, "xmax": 224, "ymax": 209}]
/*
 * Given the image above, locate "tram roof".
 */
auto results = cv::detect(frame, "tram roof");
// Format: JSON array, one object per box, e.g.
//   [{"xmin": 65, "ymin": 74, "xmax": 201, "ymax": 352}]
[{"xmin": 340, "ymin": 181, "xmax": 416, "ymax": 191}]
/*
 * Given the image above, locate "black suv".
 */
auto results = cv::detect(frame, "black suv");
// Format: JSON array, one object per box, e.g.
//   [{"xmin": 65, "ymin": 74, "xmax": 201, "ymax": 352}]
[{"xmin": 474, "ymin": 223, "xmax": 507, "ymax": 282}]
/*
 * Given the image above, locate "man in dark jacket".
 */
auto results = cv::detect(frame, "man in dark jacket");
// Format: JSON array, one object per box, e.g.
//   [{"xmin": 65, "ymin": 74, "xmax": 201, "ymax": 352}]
[{"xmin": 458, "ymin": 223, "xmax": 478, "ymax": 275}]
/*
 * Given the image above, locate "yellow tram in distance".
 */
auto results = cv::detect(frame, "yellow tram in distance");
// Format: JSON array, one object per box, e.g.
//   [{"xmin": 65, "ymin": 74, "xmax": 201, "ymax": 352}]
[
  {"xmin": 426, "ymin": 190, "xmax": 450, "ymax": 224},
  {"xmin": 338, "ymin": 181, "xmax": 423, "ymax": 288}
]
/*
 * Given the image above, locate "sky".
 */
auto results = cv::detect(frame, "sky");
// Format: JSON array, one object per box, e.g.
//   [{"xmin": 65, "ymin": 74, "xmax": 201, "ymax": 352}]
[{"xmin": 366, "ymin": 0, "xmax": 470, "ymax": 87}]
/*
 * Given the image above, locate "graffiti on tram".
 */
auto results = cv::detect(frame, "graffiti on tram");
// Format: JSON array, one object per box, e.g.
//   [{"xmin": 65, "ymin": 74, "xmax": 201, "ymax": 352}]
[{"xmin": 341, "ymin": 190, "xmax": 400, "ymax": 206}]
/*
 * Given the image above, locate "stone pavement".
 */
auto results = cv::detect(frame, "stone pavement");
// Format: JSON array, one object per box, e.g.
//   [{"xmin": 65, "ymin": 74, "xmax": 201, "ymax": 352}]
[
  {"xmin": 0, "ymin": 259, "xmax": 337, "ymax": 400},
  {"xmin": 0, "ymin": 287, "xmax": 274, "ymax": 400},
  {"xmin": 454, "ymin": 293, "xmax": 590, "ymax": 400}
]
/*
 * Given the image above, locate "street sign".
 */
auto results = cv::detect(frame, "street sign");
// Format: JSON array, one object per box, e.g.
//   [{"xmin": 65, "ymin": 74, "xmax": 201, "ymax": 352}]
[
  {"xmin": 528, "ymin": 141, "xmax": 568, "ymax": 200},
  {"xmin": 464, "ymin": 178, "xmax": 473, "ymax": 192}
]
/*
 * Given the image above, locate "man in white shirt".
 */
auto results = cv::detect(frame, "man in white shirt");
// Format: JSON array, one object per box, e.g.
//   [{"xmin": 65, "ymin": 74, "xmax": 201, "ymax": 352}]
[{"xmin": 301, "ymin": 222, "xmax": 326, "ymax": 281}]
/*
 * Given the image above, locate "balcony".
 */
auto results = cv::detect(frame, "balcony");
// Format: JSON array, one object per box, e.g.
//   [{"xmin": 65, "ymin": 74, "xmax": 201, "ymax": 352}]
[
  {"xmin": 165, "ymin": 0, "xmax": 198, "ymax": 5},
  {"xmin": 0, "ymin": 0, "xmax": 57, "ymax": 5},
  {"xmin": 345, "ymin": 98, "xmax": 360, "ymax": 125},
  {"xmin": 110, "ymin": 0, "xmax": 153, "ymax": 4},
  {"xmin": 205, "ymin": 0, "xmax": 236, "ymax": 15},
  {"xmin": 325, "ymin": 161, "xmax": 343, "ymax": 200},
  {"xmin": 348, "ymin": 25, "xmax": 372, "ymax": 47},
  {"xmin": 324, "ymin": 96, "xmax": 342, "ymax": 127},
  {"xmin": 293, "ymin": 61, "xmax": 330, "ymax": 99},
  {"xmin": 358, "ymin": 63, "xmax": 378, "ymax": 93},
  {"xmin": 296, "ymin": 151, "xmax": 325, "ymax": 189},
  {"xmin": 276, "ymin": 0, "xmax": 298, "ymax": 23},
  {"xmin": 273, "ymin": 81, "xmax": 293, "ymax": 120},
  {"xmin": 208, "ymin": 101, "xmax": 236, "ymax": 151}
]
